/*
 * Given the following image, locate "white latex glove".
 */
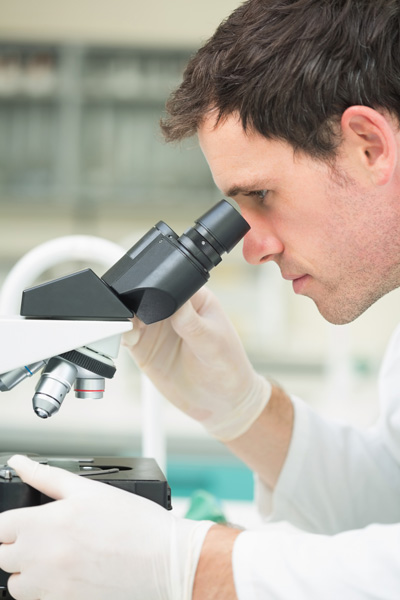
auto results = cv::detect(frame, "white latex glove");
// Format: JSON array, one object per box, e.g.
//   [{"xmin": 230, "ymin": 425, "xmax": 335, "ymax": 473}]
[
  {"xmin": 123, "ymin": 287, "xmax": 271, "ymax": 441},
  {"xmin": 0, "ymin": 455, "xmax": 213, "ymax": 600}
]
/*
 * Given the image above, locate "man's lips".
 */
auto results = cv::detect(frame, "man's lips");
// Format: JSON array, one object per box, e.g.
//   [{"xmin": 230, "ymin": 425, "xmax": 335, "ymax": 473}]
[
  {"xmin": 282, "ymin": 274, "xmax": 306, "ymax": 281},
  {"xmin": 282, "ymin": 273, "xmax": 310, "ymax": 294}
]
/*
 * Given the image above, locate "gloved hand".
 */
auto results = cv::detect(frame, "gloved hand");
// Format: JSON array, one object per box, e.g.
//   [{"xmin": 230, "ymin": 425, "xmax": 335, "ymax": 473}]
[
  {"xmin": 0, "ymin": 455, "xmax": 213, "ymax": 600},
  {"xmin": 123, "ymin": 287, "xmax": 271, "ymax": 442}
]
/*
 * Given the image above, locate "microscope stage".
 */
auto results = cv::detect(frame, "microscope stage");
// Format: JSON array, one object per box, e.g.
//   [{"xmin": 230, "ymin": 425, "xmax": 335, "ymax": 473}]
[{"xmin": 0, "ymin": 455, "xmax": 171, "ymax": 598}]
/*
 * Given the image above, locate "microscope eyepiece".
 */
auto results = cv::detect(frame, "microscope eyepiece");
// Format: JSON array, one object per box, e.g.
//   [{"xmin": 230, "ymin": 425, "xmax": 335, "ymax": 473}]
[
  {"xmin": 102, "ymin": 200, "xmax": 250, "ymax": 324},
  {"xmin": 195, "ymin": 200, "xmax": 251, "ymax": 255}
]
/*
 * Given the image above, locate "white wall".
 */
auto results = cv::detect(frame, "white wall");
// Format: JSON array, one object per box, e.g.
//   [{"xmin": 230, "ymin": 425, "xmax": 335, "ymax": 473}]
[{"xmin": 0, "ymin": 0, "xmax": 242, "ymax": 47}]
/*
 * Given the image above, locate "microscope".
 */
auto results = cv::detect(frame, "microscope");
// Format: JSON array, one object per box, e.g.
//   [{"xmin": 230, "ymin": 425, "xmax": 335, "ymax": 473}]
[
  {"xmin": 0, "ymin": 200, "xmax": 249, "ymax": 488},
  {"xmin": 0, "ymin": 200, "xmax": 249, "ymax": 597}
]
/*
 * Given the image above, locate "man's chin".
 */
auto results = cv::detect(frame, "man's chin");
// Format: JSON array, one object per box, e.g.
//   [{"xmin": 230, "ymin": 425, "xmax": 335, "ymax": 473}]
[{"xmin": 312, "ymin": 298, "xmax": 366, "ymax": 326}]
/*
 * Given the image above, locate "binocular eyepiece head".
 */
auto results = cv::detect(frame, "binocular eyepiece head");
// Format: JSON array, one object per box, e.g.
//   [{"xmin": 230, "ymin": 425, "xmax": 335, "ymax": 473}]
[{"xmin": 103, "ymin": 200, "xmax": 250, "ymax": 324}]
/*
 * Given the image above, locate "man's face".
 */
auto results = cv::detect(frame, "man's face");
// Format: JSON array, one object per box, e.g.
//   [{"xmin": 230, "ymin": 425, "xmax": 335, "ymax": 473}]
[{"xmin": 198, "ymin": 113, "xmax": 400, "ymax": 324}]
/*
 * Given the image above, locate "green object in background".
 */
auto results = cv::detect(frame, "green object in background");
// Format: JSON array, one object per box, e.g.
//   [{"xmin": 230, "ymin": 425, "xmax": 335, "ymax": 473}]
[
  {"xmin": 185, "ymin": 489, "xmax": 227, "ymax": 523},
  {"xmin": 167, "ymin": 457, "xmax": 254, "ymax": 501}
]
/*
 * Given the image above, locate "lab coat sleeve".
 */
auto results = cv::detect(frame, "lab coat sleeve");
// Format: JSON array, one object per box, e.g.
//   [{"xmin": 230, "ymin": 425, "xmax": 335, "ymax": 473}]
[
  {"xmin": 233, "ymin": 523, "xmax": 400, "ymax": 600},
  {"xmin": 255, "ymin": 322, "xmax": 400, "ymax": 534}
]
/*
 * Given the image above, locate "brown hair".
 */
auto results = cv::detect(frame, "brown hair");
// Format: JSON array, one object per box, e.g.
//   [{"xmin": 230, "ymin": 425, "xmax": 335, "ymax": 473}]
[{"xmin": 161, "ymin": 0, "xmax": 400, "ymax": 158}]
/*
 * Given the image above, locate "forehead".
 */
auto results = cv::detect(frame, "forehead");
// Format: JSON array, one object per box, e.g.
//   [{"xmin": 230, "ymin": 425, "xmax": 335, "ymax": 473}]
[
  {"xmin": 198, "ymin": 113, "xmax": 333, "ymax": 197},
  {"xmin": 198, "ymin": 113, "xmax": 275, "ymax": 162},
  {"xmin": 197, "ymin": 113, "xmax": 296, "ymax": 193}
]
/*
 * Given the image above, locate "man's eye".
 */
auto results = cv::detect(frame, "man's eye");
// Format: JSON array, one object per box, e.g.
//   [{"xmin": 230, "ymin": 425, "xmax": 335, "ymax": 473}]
[{"xmin": 244, "ymin": 190, "xmax": 268, "ymax": 201}]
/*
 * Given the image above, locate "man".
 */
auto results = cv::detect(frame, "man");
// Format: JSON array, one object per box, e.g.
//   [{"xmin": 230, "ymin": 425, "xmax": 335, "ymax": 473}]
[{"xmin": 1, "ymin": 0, "xmax": 400, "ymax": 598}]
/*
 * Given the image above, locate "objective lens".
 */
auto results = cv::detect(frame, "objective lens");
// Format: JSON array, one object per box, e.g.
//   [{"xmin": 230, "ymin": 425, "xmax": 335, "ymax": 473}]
[
  {"xmin": 33, "ymin": 358, "xmax": 77, "ymax": 418},
  {"xmin": 74, "ymin": 377, "xmax": 105, "ymax": 399},
  {"xmin": 0, "ymin": 361, "xmax": 46, "ymax": 392}
]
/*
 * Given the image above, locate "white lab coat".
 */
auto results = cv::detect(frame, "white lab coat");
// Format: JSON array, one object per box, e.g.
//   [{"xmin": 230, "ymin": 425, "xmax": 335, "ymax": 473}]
[{"xmin": 233, "ymin": 323, "xmax": 400, "ymax": 599}]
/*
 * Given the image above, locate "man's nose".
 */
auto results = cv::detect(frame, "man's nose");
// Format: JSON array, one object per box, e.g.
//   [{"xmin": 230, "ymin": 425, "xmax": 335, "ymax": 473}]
[{"xmin": 241, "ymin": 217, "xmax": 284, "ymax": 265}]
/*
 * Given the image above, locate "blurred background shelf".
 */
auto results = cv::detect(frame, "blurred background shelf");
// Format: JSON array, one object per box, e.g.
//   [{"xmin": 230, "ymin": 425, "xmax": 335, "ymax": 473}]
[{"xmin": 0, "ymin": 42, "xmax": 215, "ymax": 211}]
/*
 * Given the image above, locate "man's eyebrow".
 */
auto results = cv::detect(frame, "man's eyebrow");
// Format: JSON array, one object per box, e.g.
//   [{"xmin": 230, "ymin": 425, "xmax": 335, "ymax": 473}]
[
  {"xmin": 225, "ymin": 182, "xmax": 272, "ymax": 197},
  {"xmin": 226, "ymin": 186, "xmax": 245, "ymax": 198}
]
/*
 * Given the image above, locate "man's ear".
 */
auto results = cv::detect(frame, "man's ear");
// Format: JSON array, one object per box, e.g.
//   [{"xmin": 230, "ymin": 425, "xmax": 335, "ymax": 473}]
[{"xmin": 341, "ymin": 106, "xmax": 398, "ymax": 185}]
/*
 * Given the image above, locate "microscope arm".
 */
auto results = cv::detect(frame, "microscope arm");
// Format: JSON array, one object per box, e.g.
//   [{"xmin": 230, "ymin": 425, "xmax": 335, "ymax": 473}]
[{"xmin": 0, "ymin": 317, "xmax": 132, "ymax": 374}]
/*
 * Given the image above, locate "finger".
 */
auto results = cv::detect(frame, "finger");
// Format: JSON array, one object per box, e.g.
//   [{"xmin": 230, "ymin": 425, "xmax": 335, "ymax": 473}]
[
  {"xmin": 189, "ymin": 287, "xmax": 210, "ymax": 313},
  {"xmin": 7, "ymin": 455, "xmax": 94, "ymax": 500},
  {"xmin": 122, "ymin": 318, "xmax": 143, "ymax": 348},
  {"xmin": 0, "ymin": 501, "xmax": 60, "ymax": 546},
  {"xmin": 170, "ymin": 288, "xmax": 210, "ymax": 339},
  {"xmin": 7, "ymin": 572, "xmax": 39, "ymax": 600},
  {"xmin": 0, "ymin": 542, "xmax": 20, "ymax": 574},
  {"xmin": 0, "ymin": 509, "xmax": 20, "ymax": 544}
]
